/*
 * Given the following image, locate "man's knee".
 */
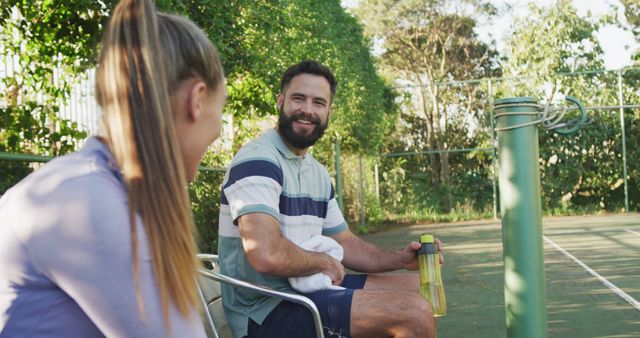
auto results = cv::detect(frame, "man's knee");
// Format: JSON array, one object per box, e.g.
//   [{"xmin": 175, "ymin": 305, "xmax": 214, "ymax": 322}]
[
  {"xmin": 379, "ymin": 291, "xmax": 433, "ymax": 320},
  {"xmin": 405, "ymin": 295, "xmax": 433, "ymax": 322},
  {"xmin": 351, "ymin": 290, "xmax": 435, "ymax": 338},
  {"xmin": 404, "ymin": 295, "xmax": 436, "ymax": 337}
]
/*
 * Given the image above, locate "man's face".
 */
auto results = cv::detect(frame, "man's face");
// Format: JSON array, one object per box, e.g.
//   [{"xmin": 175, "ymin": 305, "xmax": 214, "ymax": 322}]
[{"xmin": 277, "ymin": 73, "xmax": 332, "ymax": 150}]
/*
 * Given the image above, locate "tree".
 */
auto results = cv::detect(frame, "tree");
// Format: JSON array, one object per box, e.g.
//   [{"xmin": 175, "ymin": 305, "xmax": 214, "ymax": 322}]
[
  {"xmin": 356, "ymin": 0, "xmax": 499, "ymax": 211},
  {"xmin": 225, "ymin": 0, "xmax": 397, "ymax": 157},
  {"xmin": 620, "ymin": 0, "xmax": 640, "ymax": 211},
  {"xmin": 0, "ymin": 0, "xmax": 396, "ymax": 246},
  {"xmin": 225, "ymin": 0, "xmax": 399, "ymax": 225},
  {"xmin": 621, "ymin": 0, "xmax": 640, "ymax": 39},
  {"xmin": 503, "ymin": 0, "xmax": 608, "ymax": 79},
  {"xmin": 619, "ymin": 0, "xmax": 640, "ymax": 66},
  {"xmin": 159, "ymin": 0, "xmax": 399, "ymax": 229},
  {"xmin": 0, "ymin": 1, "xmax": 110, "ymax": 195},
  {"xmin": 500, "ymin": 0, "xmax": 633, "ymax": 212},
  {"xmin": 0, "ymin": 0, "xmax": 107, "ymax": 156}
]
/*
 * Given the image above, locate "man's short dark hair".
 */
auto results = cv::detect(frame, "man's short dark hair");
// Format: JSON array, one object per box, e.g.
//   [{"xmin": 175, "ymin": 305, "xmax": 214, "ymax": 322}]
[{"xmin": 280, "ymin": 60, "xmax": 337, "ymax": 99}]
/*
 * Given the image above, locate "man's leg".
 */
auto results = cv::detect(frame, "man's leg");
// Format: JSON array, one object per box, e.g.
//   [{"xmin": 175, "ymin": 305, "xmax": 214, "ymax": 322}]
[
  {"xmin": 362, "ymin": 273, "xmax": 420, "ymax": 292},
  {"xmin": 257, "ymin": 274, "xmax": 433, "ymax": 338},
  {"xmin": 350, "ymin": 289, "xmax": 434, "ymax": 338},
  {"xmin": 347, "ymin": 273, "xmax": 435, "ymax": 338}
]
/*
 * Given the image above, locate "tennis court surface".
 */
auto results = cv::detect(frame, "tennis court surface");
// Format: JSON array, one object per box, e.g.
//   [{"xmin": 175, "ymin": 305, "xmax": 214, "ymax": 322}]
[{"xmin": 362, "ymin": 213, "xmax": 640, "ymax": 338}]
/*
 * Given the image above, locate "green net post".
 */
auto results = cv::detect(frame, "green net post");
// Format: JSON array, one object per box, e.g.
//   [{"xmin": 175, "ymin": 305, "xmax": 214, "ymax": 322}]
[{"xmin": 494, "ymin": 97, "xmax": 549, "ymax": 338}]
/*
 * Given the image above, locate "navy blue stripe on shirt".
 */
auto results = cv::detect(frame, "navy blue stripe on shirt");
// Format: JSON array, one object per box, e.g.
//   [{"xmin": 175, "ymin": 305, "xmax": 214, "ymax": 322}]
[
  {"xmin": 330, "ymin": 185, "xmax": 335, "ymax": 200},
  {"xmin": 223, "ymin": 160, "xmax": 283, "ymax": 190},
  {"xmin": 220, "ymin": 191, "xmax": 228, "ymax": 205},
  {"xmin": 279, "ymin": 195, "xmax": 328, "ymax": 218}
]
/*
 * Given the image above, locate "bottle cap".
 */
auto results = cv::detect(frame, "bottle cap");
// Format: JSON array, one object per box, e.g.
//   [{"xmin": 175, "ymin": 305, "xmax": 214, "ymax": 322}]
[{"xmin": 419, "ymin": 234, "xmax": 434, "ymax": 244}]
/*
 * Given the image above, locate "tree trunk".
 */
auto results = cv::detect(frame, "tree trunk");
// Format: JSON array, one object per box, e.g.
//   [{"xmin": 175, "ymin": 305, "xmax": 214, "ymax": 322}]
[
  {"xmin": 416, "ymin": 76, "xmax": 439, "ymax": 185},
  {"xmin": 428, "ymin": 83, "xmax": 452, "ymax": 212}
]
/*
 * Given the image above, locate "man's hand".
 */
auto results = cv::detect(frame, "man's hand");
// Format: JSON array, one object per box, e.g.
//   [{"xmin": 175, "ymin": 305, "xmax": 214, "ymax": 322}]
[
  {"xmin": 436, "ymin": 238, "xmax": 444, "ymax": 264},
  {"xmin": 332, "ymin": 229, "xmax": 445, "ymax": 273},
  {"xmin": 399, "ymin": 238, "xmax": 445, "ymax": 271},
  {"xmin": 319, "ymin": 253, "xmax": 345, "ymax": 285}
]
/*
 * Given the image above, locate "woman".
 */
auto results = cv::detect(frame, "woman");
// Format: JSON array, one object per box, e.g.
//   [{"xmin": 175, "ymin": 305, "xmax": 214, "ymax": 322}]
[{"xmin": 0, "ymin": 0, "xmax": 226, "ymax": 336}]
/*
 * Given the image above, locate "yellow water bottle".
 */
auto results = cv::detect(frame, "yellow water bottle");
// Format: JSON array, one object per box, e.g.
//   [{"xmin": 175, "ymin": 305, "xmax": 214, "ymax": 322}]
[{"xmin": 417, "ymin": 234, "xmax": 446, "ymax": 317}]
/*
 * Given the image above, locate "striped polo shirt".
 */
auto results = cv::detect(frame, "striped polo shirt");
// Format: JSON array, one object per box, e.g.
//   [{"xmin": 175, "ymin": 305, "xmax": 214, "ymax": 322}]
[{"xmin": 217, "ymin": 128, "xmax": 348, "ymax": 338}]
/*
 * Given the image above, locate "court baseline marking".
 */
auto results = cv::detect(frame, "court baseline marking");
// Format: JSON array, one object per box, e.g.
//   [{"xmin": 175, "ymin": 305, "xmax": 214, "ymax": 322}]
[{"xmin": 543, "ymin": 235, "xmax": 640, "ymax": 311}]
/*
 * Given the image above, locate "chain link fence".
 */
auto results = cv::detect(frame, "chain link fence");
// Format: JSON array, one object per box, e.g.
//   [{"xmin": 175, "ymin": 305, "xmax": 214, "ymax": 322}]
[{"xmin": 336, "ymin": 67, "xmax": 640, "ymax": 230}]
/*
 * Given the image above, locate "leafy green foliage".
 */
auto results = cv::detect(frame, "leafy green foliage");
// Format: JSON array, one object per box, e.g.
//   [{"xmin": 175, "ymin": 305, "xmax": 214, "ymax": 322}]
[
  {"xmin": 189, "ymin": 169, "xmax": 226, "ymax": 254},
  {"xmin": 231, "ymin": 0, "xmax": 396, "ymax": 156},
  {"xmin": 0, "ymin": 0, "xmax": 101, "ymax": 155},
  {"xmin": 495, "ymin": 1, "xmax": 639, "ymax": 212},
  {"xmin": 157, "ymin": 0, "xmax": 397, "ymax": 157},
  {"xmin": 355, "ymin": 0, "xmax": 499, "ymax": 211},
  {"xmin": 620, "ymin": 0, "xmax": 640, "ymax": 66},
  {"xmin": 0, "ymin": 0, "xmax": 103, "ymax": 193},
  {"xmin": 503, "ymin": 0, "xmax": 609, "ymax": 80},
  {"xmin": 3, "ymin": 0, "xmax": 638, "ymax": 245},
  {"xmin": 0, "ymin": 0, "xmax": 395, "ymax": 249},
  {"xmin": 621, "ymin": 0, "xmax": 640, "ymax": 40}
]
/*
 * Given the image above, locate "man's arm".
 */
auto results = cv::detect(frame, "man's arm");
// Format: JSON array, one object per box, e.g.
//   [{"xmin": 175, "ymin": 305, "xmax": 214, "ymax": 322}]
[
  {"xmin": 238, "ymin": 212, "xmax": 345, "ymax": 284},
  {"xmin": 331, "ymin": 229, "xmax": 424, "ymax": 273}
]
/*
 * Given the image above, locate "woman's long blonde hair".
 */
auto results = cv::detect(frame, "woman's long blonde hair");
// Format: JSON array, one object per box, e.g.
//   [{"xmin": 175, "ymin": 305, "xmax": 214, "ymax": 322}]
[{"xmin": 95, "ymin": 0, "xmax": 223, "ymax": 324}]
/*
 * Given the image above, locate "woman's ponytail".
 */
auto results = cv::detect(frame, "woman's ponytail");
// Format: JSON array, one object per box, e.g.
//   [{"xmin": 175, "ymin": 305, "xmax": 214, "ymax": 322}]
[{"xmin": 96, "ymin": 0, "xmax": 200, "ymax": 325}]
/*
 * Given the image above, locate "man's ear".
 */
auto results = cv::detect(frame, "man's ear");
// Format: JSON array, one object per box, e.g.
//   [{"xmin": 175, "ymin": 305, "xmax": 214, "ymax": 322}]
[
  {"xmin": 276, "ymin": 93, "xmax": 284, "ymax": 110},
  {"xmin": 187, "ymin": 81, "xmax": 207, "ymax": 122}
]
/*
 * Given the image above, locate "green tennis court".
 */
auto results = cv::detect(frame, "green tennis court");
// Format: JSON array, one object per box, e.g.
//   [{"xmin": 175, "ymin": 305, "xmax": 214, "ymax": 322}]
[{"xmin": 362, "ymin": 213, "xmax": 640, "ymax": 338}]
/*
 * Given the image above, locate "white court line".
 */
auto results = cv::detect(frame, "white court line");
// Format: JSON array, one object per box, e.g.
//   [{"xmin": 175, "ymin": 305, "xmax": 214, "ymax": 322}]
[
  {"xmin": 545, "ymin": 225, "xmax": 640, "ymax": 236},
  {"xmin": 626, "ymin": 229, "xmax": 640, "ymax": 237},
  {"xmin": 543, "ymin": 235, "xmax": 640, "ymax": 311}
]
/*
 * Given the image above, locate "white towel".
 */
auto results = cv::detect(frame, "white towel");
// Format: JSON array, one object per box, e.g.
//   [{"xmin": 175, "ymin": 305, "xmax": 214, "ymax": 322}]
[{"xmin": 289, "ymin": 235, "xmax": 345, "ymax": 293}]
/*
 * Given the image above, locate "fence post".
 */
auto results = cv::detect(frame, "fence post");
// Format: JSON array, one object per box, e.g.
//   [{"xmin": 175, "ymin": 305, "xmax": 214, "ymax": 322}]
[
  {"xmin": 374, "ymin": 160, "xmax": 380, "ymax": 205},
  {"xmin": 359, "ymin": 155, "xmax": 365, "ymax": 227},
  {"xmin": 617, "ymin": 69, "xmax": 629, "ymax": 213},
  {"xmin": 334, "ymin": 138, "xmax": 344, "ymax": 211},
  {"xmin": 495, "ymin": 97, "xmax": 548, "ymax": 338},
  {"xmin": 489, "ymin": 79, "xmax": 498, "ymax": 219}
]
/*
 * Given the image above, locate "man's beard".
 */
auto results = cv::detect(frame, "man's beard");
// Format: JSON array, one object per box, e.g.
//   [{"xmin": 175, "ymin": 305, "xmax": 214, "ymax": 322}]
[{"xmin": 277, "ymin": 104, "xmax": 328, "ymax": 149}]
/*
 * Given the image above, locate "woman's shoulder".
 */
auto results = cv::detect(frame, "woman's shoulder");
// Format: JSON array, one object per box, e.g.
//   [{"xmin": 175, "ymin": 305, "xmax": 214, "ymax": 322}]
[
  {"xmin": 7, "ymin": 138, "xmax": 124, "ymax": 200},
  {"xmin": 1, "ymin": 138, "xmax": 130, "ymax": 248}
]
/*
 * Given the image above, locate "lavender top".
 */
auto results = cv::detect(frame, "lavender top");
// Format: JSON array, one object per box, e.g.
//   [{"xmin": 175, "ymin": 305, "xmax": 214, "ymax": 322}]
[{"xmin": 0, "ymin": 138, "xmax": 206, "ymax": 338}]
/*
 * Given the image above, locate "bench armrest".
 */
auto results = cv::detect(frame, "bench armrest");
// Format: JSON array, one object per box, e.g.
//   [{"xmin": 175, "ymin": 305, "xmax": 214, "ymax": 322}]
[{"xmin": 197, "ymin": 254, "xmax": 324, "ymax": 338}]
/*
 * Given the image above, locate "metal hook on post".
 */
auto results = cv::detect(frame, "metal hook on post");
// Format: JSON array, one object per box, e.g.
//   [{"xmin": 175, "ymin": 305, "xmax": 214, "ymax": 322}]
[{"xmin": 546, "ymin": 96, "xmax": 588, "ymax": 135}]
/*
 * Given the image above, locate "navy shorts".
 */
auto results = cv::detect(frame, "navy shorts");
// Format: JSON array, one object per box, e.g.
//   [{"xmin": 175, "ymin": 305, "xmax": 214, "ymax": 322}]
[{"xmin": 246, "ymin": 274, "xmax": 367, "ymax": 338}]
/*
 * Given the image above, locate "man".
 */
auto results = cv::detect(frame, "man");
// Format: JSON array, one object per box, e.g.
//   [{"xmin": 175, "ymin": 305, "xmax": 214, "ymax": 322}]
[{"xmin": 218, "ymin": 60, "xmax": 440, "ymax": 338}]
